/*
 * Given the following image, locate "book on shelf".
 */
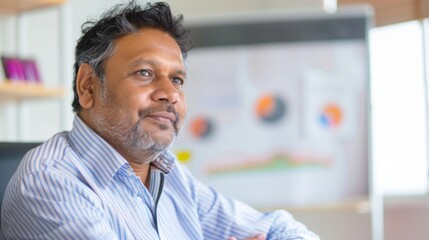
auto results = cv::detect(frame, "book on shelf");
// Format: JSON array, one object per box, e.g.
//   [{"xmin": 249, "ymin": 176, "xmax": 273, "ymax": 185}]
[{"xmin": 1, "ymin": 56, "xmax": 41, "ymax": 83}]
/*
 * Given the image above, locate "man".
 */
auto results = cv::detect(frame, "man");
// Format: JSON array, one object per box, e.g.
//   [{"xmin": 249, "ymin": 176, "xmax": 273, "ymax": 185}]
[{"xmin": 1, "ymin": 1, "xmax": 319, "ymax": 239}]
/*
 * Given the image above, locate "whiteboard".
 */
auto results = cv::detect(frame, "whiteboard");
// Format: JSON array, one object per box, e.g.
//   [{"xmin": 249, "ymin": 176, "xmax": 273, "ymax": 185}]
[{"xmin": 173, "ymin": 9, "xmax": 370, "ymax": 207}]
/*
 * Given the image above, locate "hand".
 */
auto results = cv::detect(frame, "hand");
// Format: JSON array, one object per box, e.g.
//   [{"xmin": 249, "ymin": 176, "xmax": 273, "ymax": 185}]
[{"xmin": 228, "ymin": 233, "xmax": 266, "ymax": 240}]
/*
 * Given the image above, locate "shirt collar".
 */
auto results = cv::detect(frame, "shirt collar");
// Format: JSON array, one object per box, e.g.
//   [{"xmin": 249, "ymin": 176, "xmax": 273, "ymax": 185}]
[
  {"xmin": 68, "ymin": 115, "xmax": 175, "ymax": 188},
  {"xmin": 152, "ymin": 151, "xmax": 175, "ymax": 174}
]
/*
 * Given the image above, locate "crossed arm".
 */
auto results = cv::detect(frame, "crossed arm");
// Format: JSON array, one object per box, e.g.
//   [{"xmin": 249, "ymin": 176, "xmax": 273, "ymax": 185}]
[
  {"xmin": 1, "ymin": 164, "xmax": 319, "ymax": 240},
  {"xmin": 180, "ymin": 165, "xmax": 320, "ymax": 240}
]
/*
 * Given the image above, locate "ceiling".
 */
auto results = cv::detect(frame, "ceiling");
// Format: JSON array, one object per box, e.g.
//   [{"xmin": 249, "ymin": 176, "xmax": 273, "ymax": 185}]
[
  {"xmin": 166, "ymin": 0, "xmax": 429, "ymax": 27},
  {"xmin": 338, "ymin": 0, "xmax": 429, "ymax": 26}
]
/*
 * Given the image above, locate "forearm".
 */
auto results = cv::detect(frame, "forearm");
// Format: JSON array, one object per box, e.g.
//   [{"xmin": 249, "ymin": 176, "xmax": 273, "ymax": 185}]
[
  {"xmin": 262, "ymin": 210, "xmax": 320, "ymax": 240},
  {"xmin": 197, "ymin": 186, "xmax": 319, "ymax": 239}
]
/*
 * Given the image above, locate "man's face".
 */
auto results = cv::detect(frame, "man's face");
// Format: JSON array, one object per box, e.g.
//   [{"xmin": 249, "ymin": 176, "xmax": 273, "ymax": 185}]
[{"xmin": 91, "ymin": 28, "xmax": 187, "ymax": 159}]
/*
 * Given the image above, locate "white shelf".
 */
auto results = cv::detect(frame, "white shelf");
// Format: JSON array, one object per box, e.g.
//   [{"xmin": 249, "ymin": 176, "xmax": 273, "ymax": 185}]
[
  {"xmin": 0, "ymin": 81, "xmax": 66, "ymax": 102},
  {"xmin": 0, "ymin": 0, "xmax": 65, "ymax": 13}
]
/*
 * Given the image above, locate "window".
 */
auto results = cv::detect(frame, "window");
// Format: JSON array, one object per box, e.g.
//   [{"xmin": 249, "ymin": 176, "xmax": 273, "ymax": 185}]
[{"xmin": 370, "ymin": 20, "xmax": 428, "ymax": 195}]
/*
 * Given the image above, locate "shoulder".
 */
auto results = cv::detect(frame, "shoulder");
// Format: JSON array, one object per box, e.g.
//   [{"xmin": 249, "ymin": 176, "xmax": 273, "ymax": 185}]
[
  {"xmin": 164, "ymin": 162, "xmax": 199, "ymax": 198},
  {"xmin": 5, "ymin": 131, "xmax": 88, "ymax": 201},
  {"xmin": 16, "ymin": 131, "xmax": 73, "ymax": 177},
  {"xmin": 166, "ymin": 161, "xmax": 197, "ymax": 186},
  {"xmin": 3, "ymin": 131, "xmax": 101, "ymax": 215},
  {"xmin": 1, "ymin": 137, "xmax": 105, "ymax": 239},
  {"xmin": 164, "ymin": 161, "xmax": 220, "ymax": 206}
]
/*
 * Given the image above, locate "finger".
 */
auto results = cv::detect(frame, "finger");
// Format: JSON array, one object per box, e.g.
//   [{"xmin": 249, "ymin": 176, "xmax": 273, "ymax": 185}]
[
  {"xmin": 228, "ymin": 233, "xmax": 266, "ymax": 240},
  {"xmin": 249, "ymin": 233, "xmax": 266, "ymax": 240}
]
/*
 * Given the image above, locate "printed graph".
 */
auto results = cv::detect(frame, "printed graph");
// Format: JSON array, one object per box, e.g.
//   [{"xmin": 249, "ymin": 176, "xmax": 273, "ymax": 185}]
[
  {"xmin": 206, "ymin": 151, "xmax": 333, "ymax": 176},
  {"xmin": 255, "ymin": 94, "xmax": 287, "ymax": 123},
  {"xmin": 319, "ymin": 103, "xmax": 343, "ymax": 128},
  {"xmin": 189, "ymin": 116, "xmax": 214, "ymax": 139}
]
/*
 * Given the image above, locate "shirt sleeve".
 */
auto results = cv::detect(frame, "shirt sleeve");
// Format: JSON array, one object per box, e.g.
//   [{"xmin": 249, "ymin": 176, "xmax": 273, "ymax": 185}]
[
  {"xmin": 177, "ymin": 165, "xmax": 320, "ymax": 240},
  {"xmin": 1, "ymin": 170, "xmax": 118, "ymax": 240}
]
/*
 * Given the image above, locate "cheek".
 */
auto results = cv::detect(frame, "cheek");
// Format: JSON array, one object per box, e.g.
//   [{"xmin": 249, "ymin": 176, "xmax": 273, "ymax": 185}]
[
  {"xmin": 178, "ymin": 96, "xmax": 188, "ymax": 119},
  {"xmin": 124, "ymin": 89, "xmax": 147, "ymax": 110}
]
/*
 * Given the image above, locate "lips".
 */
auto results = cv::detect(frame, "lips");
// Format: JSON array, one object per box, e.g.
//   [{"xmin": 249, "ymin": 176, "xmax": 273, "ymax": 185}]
[{"xmin": 147, "ymin": 111, "xmax": 176, "ymax": 124}]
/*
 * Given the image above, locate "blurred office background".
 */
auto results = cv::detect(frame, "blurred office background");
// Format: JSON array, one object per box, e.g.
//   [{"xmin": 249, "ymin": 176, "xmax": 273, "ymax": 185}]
[{"xmin": 1, "ymin": 0, "xmax": 429, "ymax": 239}]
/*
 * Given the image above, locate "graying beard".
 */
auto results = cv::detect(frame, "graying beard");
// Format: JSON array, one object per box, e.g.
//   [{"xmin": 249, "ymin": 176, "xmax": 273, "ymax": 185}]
[{"xmin": 94, "ymin": 90, "xmax": 175, "ymax": 161}]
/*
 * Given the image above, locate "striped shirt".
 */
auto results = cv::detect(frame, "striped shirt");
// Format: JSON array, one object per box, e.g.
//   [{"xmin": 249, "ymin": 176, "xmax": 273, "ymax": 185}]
[{"xmin": 1, "ymin": 116, "xmax": 319, "ymax": 240}]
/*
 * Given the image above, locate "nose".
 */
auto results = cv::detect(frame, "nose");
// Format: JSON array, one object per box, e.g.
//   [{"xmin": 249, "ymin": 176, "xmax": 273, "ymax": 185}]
[{"xmin": 151, "ymin": 77, "xmax": 179, "ymax": 104}]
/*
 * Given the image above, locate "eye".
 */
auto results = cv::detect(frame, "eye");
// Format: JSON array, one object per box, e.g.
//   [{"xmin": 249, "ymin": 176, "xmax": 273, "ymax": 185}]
[
  {"xmin": 136, "ymin": 69, "xmax": 152, "ymax": 77},
  {"xmin": 171, "ymin": 77, "xmax": 184, "ymax": 87}
]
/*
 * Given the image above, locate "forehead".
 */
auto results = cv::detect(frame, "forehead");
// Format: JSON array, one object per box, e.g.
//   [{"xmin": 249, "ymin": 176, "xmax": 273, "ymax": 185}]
[{"xmin": 112, "ymin": 28, "xmax": 183, "ymax": 61}]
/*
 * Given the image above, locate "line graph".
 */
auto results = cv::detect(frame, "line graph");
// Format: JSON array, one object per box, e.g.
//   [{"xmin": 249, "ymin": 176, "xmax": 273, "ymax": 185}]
[{"xmin": 206, "ymin": 151, "xmax": 333, "ymax": 176}]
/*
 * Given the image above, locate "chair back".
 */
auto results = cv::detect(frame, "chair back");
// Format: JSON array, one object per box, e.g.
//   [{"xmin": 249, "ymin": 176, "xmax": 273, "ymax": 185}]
[{"xmin": 0, "ymin": 142, "xmax": 40, "ymax": 232}]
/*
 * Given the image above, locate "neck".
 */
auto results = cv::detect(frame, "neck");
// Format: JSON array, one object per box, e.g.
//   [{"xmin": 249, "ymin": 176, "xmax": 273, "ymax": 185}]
[
  {"xmin": 128, "ymin": 160, "xmax": 151, "ymax": 188},
  {"xmin": 121, "ymin": 149, "xmax": 162, "ymax": 189}
]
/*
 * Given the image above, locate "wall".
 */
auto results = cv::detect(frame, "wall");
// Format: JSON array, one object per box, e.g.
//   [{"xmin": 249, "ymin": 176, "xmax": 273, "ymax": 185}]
[
  {"xmin": 0, "ymin": 7, "xmax": 64, "ymax": 141},
  {"xmin": 0, "ymin": 0, "xmax": 326, "ymax": 140}
]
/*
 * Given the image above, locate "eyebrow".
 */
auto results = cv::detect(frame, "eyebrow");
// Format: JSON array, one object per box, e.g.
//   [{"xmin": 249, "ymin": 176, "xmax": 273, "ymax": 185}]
[{"xmin": 128, "ymin": 58, "xmax": 187, "ymax": 77}]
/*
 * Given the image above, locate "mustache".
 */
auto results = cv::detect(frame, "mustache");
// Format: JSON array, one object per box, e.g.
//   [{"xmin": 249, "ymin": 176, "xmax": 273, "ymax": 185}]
[{"xmin": 138, "ymin": 105, "xmax": 180, "ymax": 132}]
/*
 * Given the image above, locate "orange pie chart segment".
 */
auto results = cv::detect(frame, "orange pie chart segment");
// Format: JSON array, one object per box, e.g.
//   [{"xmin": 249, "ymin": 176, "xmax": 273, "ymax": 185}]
[
  {"xmin": 255, "ymin": 94, "xmax": 287, "ymax": 123},
  {"xmin": 319, "ymin": 103, "xmax": 343, "ymax": 128},
  {"xmin": 190, "ymin": 116, "xmax": 214, "ymax": 139}
]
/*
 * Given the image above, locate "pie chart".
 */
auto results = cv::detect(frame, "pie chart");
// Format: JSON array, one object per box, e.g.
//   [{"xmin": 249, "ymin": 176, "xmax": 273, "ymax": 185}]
[
  {"xmin": 255, "ymin": 94, "xmax": 287, "ymax": 123},
  {"xmin": 319, "ymin": 103, "xmax": 343, "ymax": 128},
  {"xmin": 189, "ymin": 116, "xmax": 214, "ymax": 139}
]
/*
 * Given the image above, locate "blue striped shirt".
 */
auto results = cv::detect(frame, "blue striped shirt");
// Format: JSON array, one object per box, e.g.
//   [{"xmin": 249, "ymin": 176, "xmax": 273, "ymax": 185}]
[{"xmin": 1, "ymin": 116, "xmax": 319, "ymax": 239}]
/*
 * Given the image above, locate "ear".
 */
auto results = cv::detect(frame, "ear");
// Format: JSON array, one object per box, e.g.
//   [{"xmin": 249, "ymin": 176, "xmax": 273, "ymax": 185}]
[{"xmin": 76, "ymin": 63, "xmax": 96, "ymax": 109}]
